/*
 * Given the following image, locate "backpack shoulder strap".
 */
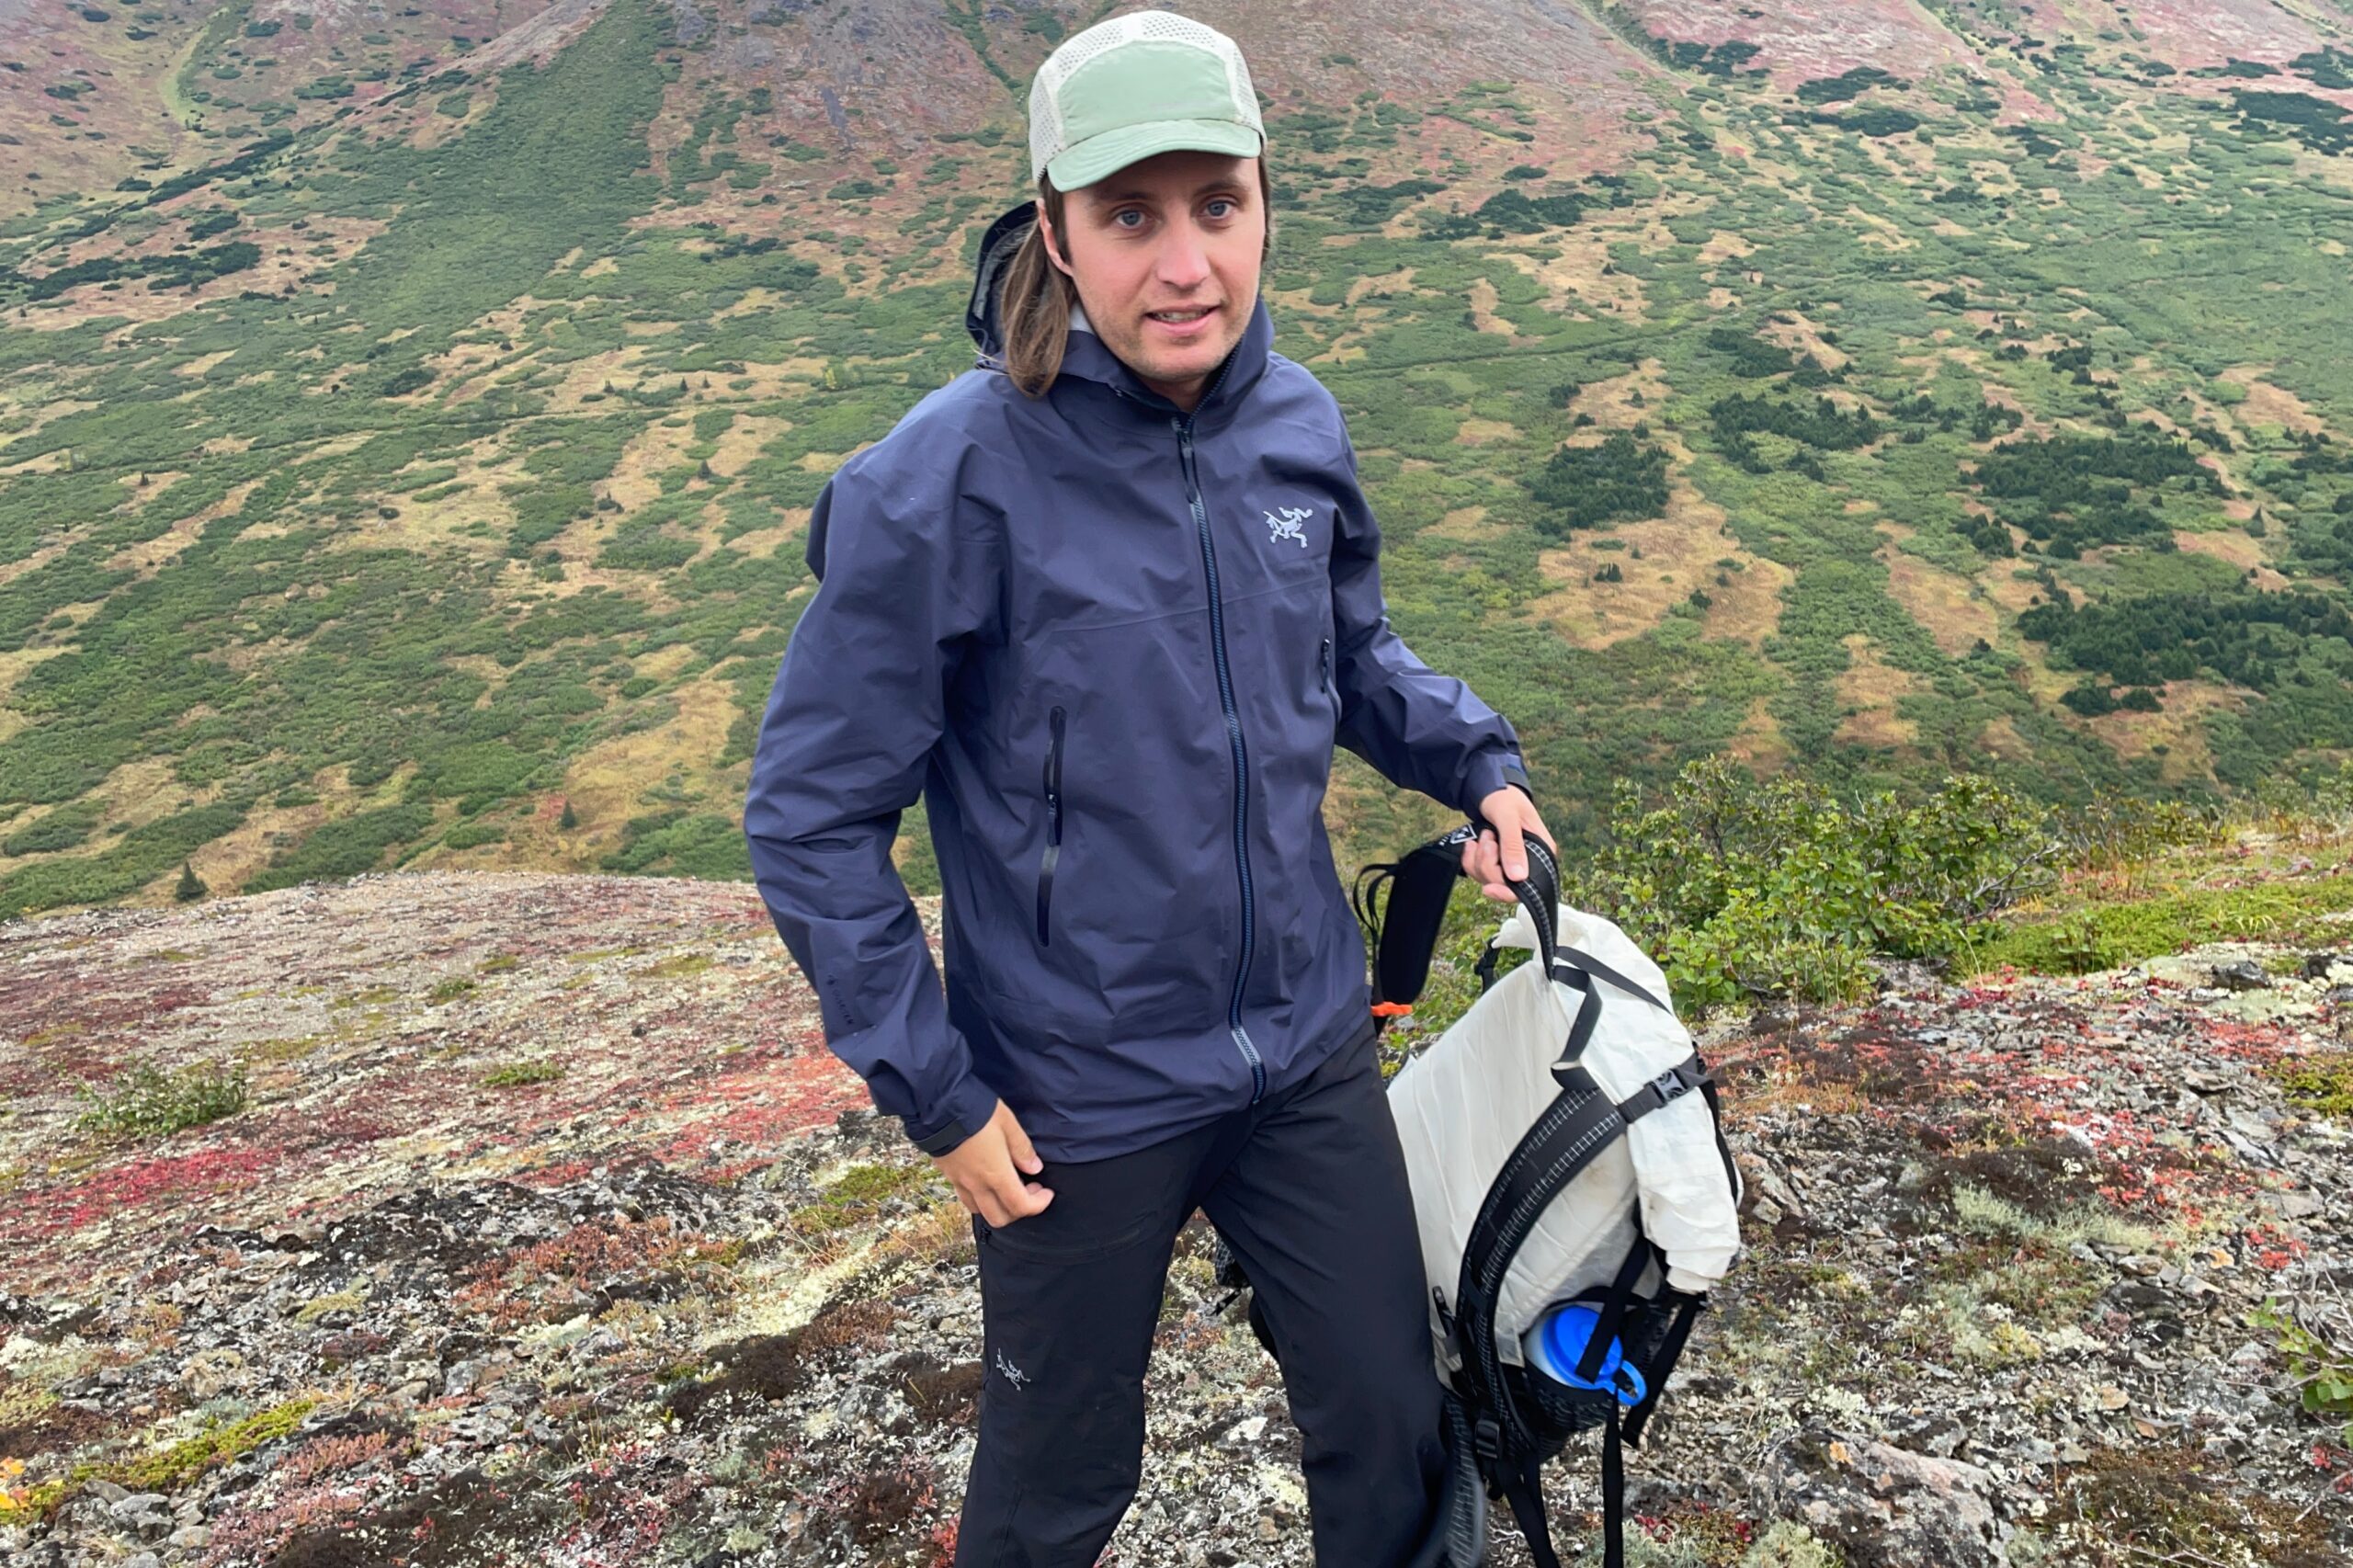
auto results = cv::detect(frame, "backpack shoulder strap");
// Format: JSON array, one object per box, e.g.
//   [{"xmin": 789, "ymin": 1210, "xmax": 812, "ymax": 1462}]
[
  {"xmin": 1354, "ymin": 824, "xmax": 1475, "ymax": 1015},
  {"xmin": 1358, "ymin": 826, "xmax": 1566, "ymax": 1023}
]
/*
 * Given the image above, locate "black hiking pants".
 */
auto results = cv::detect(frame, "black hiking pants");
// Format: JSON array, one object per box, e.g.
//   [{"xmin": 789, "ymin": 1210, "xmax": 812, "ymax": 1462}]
[{"xmin": 952, "ymin": 1020, "xmax": 1447, "ymax": 1567}]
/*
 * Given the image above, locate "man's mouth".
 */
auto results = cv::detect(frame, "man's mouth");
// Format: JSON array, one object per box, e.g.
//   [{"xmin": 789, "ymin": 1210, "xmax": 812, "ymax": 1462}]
[{"xmin": 1146, "ymin": 306, "xmax": 1216, "ymax": 324}]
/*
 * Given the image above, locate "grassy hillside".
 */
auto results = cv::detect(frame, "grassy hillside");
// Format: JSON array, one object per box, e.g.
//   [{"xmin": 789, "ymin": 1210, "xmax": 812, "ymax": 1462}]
[{"xmin": 6, "ymin": 0, "xmax": 2353, "ymax": 915}]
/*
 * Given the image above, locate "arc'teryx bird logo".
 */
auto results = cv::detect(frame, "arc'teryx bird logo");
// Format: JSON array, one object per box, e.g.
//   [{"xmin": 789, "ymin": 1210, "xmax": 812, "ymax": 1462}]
[
  {"xmin": 1264, "ymin": 506, "xmax": 1313, "ymax": 548},
  {"xmin": 994, "ymin": 1348, "xmax": 1029, "ymax": 1389}
]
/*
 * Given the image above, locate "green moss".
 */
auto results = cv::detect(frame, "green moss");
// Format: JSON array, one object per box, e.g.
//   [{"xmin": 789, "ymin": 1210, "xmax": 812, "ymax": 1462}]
[
  {"xmin": 293, "ymin": 1288, "xmax": 368, "ymax": 1324},
  {"xmin": 638, "ymin": 951, "xmax": 714, "ymax": 979},
  {"xmin": 2, "ymin": 1397, "xmax": 324, "ymax": 1519},
  {"xmin": 119, "ymin": 1398, "xmax": 316, "ymax": 1490},
  {"xmin": 2269, "ymin": 1051, "xmax": 2353, "ymax": 1118},
  {"xmin": 790, "ymin": 1163, "xmax": 922, "ymax": 1236},
  {"xmin": 482, "ymin": 1060, "xmax": 564, "ymax": 1087}
]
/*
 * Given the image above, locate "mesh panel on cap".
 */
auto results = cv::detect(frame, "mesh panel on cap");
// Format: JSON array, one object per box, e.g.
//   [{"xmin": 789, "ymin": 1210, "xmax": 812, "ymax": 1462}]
[{"xmin": 1028, "ymin": 11, "xmax": 1260, "ymax": 180}]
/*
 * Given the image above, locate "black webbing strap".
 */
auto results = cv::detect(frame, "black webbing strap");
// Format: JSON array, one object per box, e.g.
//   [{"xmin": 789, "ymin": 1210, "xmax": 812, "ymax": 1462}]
[
  {"xmin": 1495, "ymin": 1406, "xmax": 1626, "ymax": 1568},
  {"xmin": 1696, "ymin": 1070, "xmax": 1742, "ymax": 1208},
  {"xmin": 1501, "ymin": 1453, "xmax": 1565, "ymax": 1568},
  {"xmin": 1553, "ymin": 964, "xmax": 1603, "ymax": 1069},
  {"xmin": 1614, "ymin": 1052, "xmax": 1714, "ymax": 1127},
  {"xmin": 1603, "ymin": 1400, "xmax": 1627, "ymax": 1568},
  {"xmin": 1550, "ymin": 946, "xmax": 1672, "ymax": 1015},
  {"xmin": 1621, "ymin": 1290, "xmax": 1707, "ymax": 1449},
  {"xmin": 1574, "ymin": 1235, "xmax": 1656, "ymax": 1387},
  {"xmin": 1512, "ymin": 835, "xmax": 1563, "ymax": 972},
  {"xmin": 1465, "ymin": 833, "xmax": 1568, "ymax": 1002}
]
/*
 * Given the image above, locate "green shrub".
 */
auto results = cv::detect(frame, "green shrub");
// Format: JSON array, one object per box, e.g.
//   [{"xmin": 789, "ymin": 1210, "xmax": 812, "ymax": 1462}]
[
  {"xmin": 244, "ymin": 803, "xmax": 436, "ymax": 893},
  {"xmin": 3, "ymin": 801, "xmax": 102, "ymax": 855},
  {"xmin": 1527, "ymin": 432, "xmax": 1668, "ymax": 535},
  {"xmin": 2249, "ymin": 1299, "xmax": 2353, "ymax": 1438},
  {"xmin": 443, "ymin": 819, "xmax": 507, "ymax": 850},
  {"xmin": 1577, "ymin": 759, "xmax": 2056, "ymax": 1010},
  {"xmin": 75, "ymin": 1061, "xmax": 249, "ymax": 1141}
]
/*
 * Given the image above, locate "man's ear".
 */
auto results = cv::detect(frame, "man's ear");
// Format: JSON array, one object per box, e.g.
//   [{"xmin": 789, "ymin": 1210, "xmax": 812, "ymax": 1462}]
[{"xmin": 1035, "ymin": 199, "xmax": 1075, "ymax": 279}]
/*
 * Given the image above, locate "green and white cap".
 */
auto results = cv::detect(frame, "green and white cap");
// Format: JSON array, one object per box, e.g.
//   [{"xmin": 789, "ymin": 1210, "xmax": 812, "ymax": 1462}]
[{"xmin": 1028, "ymin": 12, "xmax": 1264, "ymax": 192}]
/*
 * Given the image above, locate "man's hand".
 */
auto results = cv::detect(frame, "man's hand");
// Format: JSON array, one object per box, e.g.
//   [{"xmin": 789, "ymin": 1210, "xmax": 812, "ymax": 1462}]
[
  {"xmin": 934, "ymin": 1098, "xmax": 1055, "ymax": 1228},
  {"xmin": 1462, "ymin": 786, "xmax": 1557, "ymax": 901}
]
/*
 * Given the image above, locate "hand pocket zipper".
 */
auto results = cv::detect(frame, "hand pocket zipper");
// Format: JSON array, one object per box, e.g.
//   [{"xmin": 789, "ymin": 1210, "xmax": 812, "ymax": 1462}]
[{"xmin": 1036, "ymin": 706, "xmax": 1065, "ymax": 945}]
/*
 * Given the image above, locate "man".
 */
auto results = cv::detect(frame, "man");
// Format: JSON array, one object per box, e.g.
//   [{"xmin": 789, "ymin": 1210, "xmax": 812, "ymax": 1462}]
[{"xmin": 744, "ymin": 14, "xmax": 1553, "ymax": 1565}]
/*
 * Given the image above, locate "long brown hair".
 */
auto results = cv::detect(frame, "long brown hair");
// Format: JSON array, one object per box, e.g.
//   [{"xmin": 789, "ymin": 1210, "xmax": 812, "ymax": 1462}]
[{"xmin": 999, "ymin": 158, "xmax": 1277, "ymax": 399}]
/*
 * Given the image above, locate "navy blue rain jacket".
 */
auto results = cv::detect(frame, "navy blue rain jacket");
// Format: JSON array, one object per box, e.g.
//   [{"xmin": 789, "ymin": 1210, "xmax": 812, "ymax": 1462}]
[{"xmin": 743, "ymin": 205, "xmax": 1530, "ymax": 1163}]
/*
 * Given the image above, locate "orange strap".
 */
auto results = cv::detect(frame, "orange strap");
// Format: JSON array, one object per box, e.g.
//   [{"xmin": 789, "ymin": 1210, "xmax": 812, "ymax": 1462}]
[{"xmin": 1370, "ymin": 1001, "xmax": 1415, "ymax": 1018}]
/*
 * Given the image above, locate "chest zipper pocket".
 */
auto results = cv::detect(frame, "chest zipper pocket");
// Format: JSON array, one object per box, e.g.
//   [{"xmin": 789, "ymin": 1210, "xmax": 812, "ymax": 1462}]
[
  {"xmin": 1036, "ymin": 705, "xmax": 1065, "ymax": 946},
  {"xmin": 1319, "ymin": 636, "xmax": 1338, "ymax": 723}
]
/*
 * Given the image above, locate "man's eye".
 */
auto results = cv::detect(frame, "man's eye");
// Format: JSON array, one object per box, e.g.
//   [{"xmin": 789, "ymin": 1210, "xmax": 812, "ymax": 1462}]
[
  {"xmin": 1205, "ymin": 199, "xmax": 1236, "ymax": 219},
  {"xmin": 1113, "ymin": 210, "xmax": 1145, "ymax": 229}
]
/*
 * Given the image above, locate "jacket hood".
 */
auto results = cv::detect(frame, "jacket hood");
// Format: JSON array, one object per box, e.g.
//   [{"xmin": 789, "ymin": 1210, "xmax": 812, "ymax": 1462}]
[{"xmin": 964, "ymin": 199, "xmax": 1274, "ymax": 419}]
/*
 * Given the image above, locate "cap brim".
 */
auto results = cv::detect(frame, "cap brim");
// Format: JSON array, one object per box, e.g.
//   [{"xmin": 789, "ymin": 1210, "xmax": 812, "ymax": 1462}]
[{"xmin": 1045, "ymin": 119, "xmax": 1263, "ymax": 191}]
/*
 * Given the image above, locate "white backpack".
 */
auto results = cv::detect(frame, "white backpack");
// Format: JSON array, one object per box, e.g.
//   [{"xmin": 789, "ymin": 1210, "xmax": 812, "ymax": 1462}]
[{"xmin": 1369, "ymin": 828, "xmax": 1745, "ymax": 1568}]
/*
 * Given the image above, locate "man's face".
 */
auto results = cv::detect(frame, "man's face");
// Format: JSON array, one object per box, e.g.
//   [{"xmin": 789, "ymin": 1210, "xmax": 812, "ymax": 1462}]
[{"xmin": 1040, "ymin": 149, "xmax": 1264, "ymax": 412}]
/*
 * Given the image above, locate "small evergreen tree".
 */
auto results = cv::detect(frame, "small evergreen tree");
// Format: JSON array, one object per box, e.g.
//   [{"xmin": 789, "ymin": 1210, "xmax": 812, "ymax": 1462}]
[
  {"xmin": 174, "ymin": 860, "xmax": 207, "ymax": 902},
  {"xmin": 559, "ymin": 800, "xmax": 578, "ymax": 830}
]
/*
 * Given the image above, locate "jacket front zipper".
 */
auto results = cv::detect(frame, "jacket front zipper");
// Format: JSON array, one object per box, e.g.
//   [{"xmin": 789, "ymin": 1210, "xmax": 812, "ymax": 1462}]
[
  {"xmin": 1176, "ymin": 358, "xmax": 1266, "ymax": 1104},
  {"xmin": 1036, "ymin": 705, "xmax": 1065, "ymax": 946}
]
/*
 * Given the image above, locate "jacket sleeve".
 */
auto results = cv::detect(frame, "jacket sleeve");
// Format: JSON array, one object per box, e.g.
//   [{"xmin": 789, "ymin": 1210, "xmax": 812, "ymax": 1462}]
[
  {"xmin": 741, "ymin": 448, "xmax": 1005, "ymax": 1157},
  {"xmin": 1327, "ymin": 412, "xmax": 1534, "ymax": 817}
]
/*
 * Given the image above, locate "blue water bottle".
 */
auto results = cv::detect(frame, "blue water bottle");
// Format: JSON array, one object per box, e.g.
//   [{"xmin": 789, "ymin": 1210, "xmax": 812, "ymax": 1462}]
[{"xmin": 1521, "ymin": 1303, "xmax": 1646, "ymax": 1406}]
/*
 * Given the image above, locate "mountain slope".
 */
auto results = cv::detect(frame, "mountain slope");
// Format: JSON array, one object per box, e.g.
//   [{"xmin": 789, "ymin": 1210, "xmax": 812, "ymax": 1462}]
[{"xmin": 4, "ymin": 0, "xmax": 2353, "ymax": 915}]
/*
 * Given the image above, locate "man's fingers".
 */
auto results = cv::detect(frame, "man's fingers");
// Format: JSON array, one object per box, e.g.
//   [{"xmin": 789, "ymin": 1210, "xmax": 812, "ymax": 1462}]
[
  {"xmin": 1002, "ymin": 1119, "xmax": 1041, "ymax": 1176},
  {"xmin": 971, "ymin": 1178, "xmax": 1051, "ymax": 1228},
  {"xmin": 1464, "ymin": 831, "xmax": 1509, "ymax": 899}
]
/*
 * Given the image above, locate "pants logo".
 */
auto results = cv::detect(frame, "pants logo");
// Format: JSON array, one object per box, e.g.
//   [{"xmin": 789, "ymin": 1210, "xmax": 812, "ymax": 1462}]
[{"xmin": 994, "ymin": 1348, "xmax": 1030, "ymax": 1388}]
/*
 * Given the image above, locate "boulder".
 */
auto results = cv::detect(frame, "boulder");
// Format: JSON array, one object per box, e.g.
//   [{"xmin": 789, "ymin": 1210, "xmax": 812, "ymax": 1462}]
[{"xmin": 1763, "ymin": 1426, "xmax": 2010, "ymax": 1568}]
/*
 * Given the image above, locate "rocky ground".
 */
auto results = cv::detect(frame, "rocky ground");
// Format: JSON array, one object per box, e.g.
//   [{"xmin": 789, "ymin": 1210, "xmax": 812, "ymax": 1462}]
[{"xmin": 1, "ymin": 869, "xmax": 2349, "ymax": 1566}]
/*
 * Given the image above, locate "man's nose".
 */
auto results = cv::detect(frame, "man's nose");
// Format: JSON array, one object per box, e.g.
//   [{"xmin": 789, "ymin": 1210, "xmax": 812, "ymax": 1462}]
[{"xmin": 1156, "ymin": 221, "xmax": 1212, "ymax": 291}]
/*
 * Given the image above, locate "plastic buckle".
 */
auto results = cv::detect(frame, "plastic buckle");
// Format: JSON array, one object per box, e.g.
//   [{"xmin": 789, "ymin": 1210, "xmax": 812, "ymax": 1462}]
[{"xmin": 1472, "ymin": 1415, "xmax": 1501, "ymax": 1462}]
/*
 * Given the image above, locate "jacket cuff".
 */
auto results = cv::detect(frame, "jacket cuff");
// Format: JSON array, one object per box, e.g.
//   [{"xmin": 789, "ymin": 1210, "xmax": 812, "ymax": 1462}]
[
  {"xmin": 902, "ymin": 1071, "xmax": 1002, "ymax": 1159},
  {"xmin": 1461, "ymin": 749, "xmax": 1529, "ymax": 818}
]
